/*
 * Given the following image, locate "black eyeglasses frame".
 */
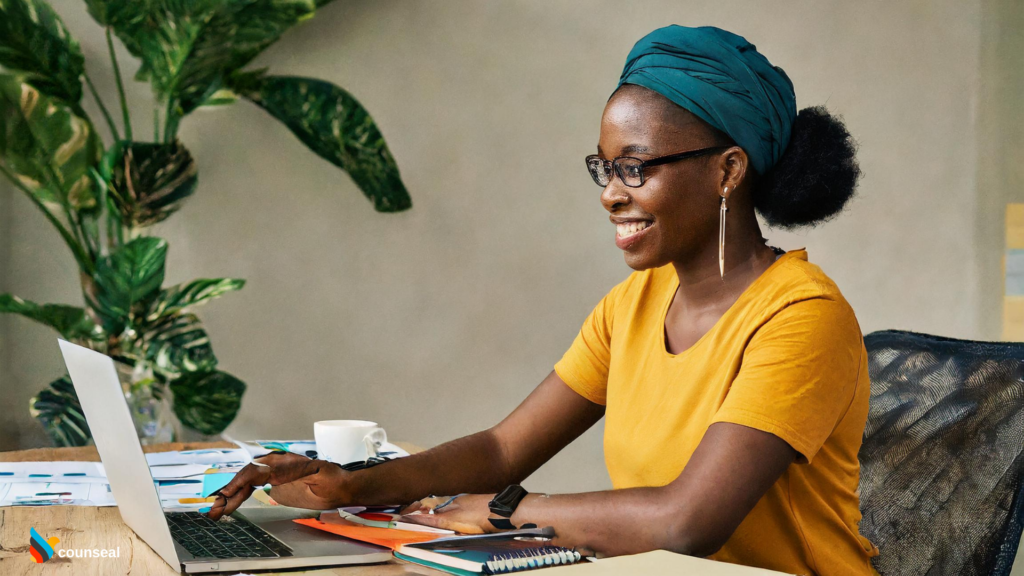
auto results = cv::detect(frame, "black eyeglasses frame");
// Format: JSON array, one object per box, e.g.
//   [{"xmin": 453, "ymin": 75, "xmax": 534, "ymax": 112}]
[{"xmin": 585, "ymin": 145, "xmax": 732, "ymax": 188}]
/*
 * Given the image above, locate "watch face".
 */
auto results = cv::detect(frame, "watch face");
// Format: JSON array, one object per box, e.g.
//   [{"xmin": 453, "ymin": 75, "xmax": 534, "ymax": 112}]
[{"xmin": 489, "ymin": 485, "xmax": 527, "ymax": 517}]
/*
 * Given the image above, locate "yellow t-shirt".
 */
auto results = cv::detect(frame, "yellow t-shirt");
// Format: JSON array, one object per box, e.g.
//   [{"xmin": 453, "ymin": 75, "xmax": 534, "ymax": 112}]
[{"xmin": 554, "ymin": 249, "xmax": 879, "ymax": 576}]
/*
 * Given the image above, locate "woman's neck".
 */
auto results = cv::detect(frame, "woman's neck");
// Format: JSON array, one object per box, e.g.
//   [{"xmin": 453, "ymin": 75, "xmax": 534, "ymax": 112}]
[{"xmin": 670, "ymin": 214, "xmax": 777, "ymax": 313}]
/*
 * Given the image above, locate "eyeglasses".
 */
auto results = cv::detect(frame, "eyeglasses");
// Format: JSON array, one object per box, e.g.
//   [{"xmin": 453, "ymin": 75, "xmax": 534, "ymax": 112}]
[{"xmin": 585, "ymin": 146, "xmax": 731, "ymax": 188}]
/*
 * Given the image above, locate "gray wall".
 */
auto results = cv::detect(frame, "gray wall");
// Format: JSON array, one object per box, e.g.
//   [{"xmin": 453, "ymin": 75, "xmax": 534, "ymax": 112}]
[
  {"xmin": 0, "ymin": 1, "xmax": 1010, "ymax": 496},
  {"xmin": 979, "ymin": 0, "xmax": 1024, "ymax": 337},
  {"xmin": 0, "ymin": 174, "xmax": 9, "ymax": 438}
]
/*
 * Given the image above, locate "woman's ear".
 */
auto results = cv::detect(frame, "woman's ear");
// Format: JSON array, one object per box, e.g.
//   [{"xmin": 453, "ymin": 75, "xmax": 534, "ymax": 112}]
[{"xmin": 718, "ymin": 146, "xmax": 749, "ymax": 196}]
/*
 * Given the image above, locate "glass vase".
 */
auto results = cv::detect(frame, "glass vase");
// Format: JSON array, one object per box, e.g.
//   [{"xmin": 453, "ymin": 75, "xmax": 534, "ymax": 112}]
[{"xmin": 117, "ymin": 362, "xmax": 180, "ymax": 445}]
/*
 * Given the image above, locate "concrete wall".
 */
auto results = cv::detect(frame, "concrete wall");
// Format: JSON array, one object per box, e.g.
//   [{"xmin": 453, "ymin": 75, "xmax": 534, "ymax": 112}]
[{"xmin": 0, "ymin": 1, "xmax": 1000, "ymax": 495}]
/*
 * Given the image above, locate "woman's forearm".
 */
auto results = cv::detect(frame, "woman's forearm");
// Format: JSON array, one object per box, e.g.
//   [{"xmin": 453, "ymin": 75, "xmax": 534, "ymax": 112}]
[
  {"xmin": 343, "ymin": 372, "xmax": 604, "ymax": 506},
  {"xmin": 345, "ymin": 428, "xmax": 516, "ymax": 505},
  {"xmin": 509, "ymin": 488, "xmax": 710, "ymax": 558},
  {"xmin": 504, "ymin": 423, "xmax": 798, "ymax": 558}
]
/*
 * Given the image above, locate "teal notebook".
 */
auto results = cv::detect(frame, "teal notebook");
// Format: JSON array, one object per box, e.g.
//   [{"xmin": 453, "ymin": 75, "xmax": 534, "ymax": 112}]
[
  {"xmin": 396, "ymin": 528, "xmax": 583, "ymax": 575},
  {"xmin": 395, "ymin": 551, "xmax": 479, "ymax": 576}
]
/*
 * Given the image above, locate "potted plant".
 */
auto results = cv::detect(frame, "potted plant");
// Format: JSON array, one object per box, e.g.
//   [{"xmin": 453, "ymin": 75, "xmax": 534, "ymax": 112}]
[{"xmin": 0, "ymin": 0, "xmax": 411, "ymax": 445}]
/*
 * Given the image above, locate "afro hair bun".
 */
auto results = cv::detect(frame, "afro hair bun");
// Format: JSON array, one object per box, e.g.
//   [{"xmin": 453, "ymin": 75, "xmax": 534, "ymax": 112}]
[{"xmin": 754, "ymin": 106, "xmax": 862, "ymax": 229}]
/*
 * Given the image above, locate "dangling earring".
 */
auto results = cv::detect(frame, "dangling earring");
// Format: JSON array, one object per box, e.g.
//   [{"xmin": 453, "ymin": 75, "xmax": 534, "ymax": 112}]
[{"xmin": 719, "ymin": 188, "xmax": 729, "ymax": 279}]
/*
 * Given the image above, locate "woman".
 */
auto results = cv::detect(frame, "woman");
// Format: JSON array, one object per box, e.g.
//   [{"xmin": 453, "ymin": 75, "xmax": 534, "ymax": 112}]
[{"xmin": 210, "ymin": 25, "xmax": 878, "ymax": 575}]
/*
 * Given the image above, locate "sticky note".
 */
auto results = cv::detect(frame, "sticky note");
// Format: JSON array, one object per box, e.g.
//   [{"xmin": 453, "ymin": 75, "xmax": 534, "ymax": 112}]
[
  {"xmin": 178, "ymin": 497, "xmax": 216, "ymax": 504},
  {"xmin": 201, "ymin": 472, "xmax": 235, "ymax": 497}
]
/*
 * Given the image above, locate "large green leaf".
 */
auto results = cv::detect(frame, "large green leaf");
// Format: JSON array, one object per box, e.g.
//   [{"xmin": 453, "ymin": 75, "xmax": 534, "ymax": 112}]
[
  {"xmin": 0, "ymin": 293, "xmax": 102, "ymax": 340},
  {"xmin": 0, "ymin": 75, "xmax": 101, "ymax": 210},
  {"xmin": 230, "ymin": 73, "xmax": 411, "ymax": 212},
  {"xmin": 91, "ymin": 0, "xmax": 315, "ymax": 115},
  {"xmin": 102, "ymin": 139, "xmax": 198, "ymax": 227},
  {"xmin": 90, "ymin": 236, "xmax": 167, "ymax": 331},
  {"xmin": 0, "ymin": 0, "xmax": 85, "ymax": 104},
  {"xmin": 30, "ymin": 376, "xmax": 92, "ymax": 447},
  {"xmin": 171, "ymin": 0, "xmax": 316, "ymax": 114},
  {"xmin": 146, "ymin": 277, "xmax": 245, "ymax": 321},
  {"xmin": 169, "ymin": 370, "xmax": 245, "ymax": 435},
  {"xmin": 139, "ymin": 312, "xmax": 217, "ymax": 377},
  {"xmin": 84, "ymin": 0, "xmax": 150, "ymax": 33},
  {"xmin": 84, "ymin": 0, "xmax": 215, "ymax": 86}
]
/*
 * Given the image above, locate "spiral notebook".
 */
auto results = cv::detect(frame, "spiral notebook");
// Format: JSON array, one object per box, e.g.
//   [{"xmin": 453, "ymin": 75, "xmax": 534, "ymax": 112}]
[{"xmin": 396, "ymin": 527, "xmax": 583, "ymax": 575}]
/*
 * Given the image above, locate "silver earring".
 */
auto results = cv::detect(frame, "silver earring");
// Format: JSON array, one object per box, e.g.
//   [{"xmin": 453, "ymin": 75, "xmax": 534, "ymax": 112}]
[{"xmin": 719, "ymin": 188, "xmax": 729, "ymax": 279}]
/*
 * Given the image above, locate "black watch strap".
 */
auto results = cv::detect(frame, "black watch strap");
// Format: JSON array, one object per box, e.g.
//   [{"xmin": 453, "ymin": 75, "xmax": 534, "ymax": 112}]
[
  {"xmin": 487, "ymin": 485, "xmax": 529, "ymax": 531},
  {"xmin": 489, "ymin": 485, "xmax": 528, "ymax": 517}
]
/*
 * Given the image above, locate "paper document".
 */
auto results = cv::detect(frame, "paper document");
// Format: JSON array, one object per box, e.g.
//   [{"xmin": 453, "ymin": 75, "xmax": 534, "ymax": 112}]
[
  {"xmin": 0, "ymin": 481, "xmax": 116, "ymax": 506},
  {"xmin": 0, "ymin": 461, "xmax": 107, "ymax": 482},
  {"xmin": 145, "ymin": 447, "xmax": 251, "ymax": 466}
]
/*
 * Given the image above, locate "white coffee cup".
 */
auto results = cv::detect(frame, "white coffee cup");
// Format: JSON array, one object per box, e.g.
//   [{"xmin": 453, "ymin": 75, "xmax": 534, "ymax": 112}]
[{"xmin": 314, "ymin": 420, "xmax": 387, "ymax": 464}]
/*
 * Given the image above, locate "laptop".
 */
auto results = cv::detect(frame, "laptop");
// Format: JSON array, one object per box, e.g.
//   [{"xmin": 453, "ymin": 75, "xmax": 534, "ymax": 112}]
[{"xmin": 58, "ymin": 339, "xmax": 392, "ymax": 573}]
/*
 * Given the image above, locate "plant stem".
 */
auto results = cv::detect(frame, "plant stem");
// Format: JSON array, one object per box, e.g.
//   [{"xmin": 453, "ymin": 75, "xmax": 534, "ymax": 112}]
[
  {"xmin": 106, "ymin": 28, "xmax": 132, "ymax": 141},
  {"xmin": 153, "ymin": 105, "xmax": 161, "ymax": 142},
  {"xmin": 0, "ymin": 164, "xmax": 94, "ymax": 274},
  {"xmin": 37, "ymin": 160, "xmax": 90, "ymax": 257},
  {"xmin": 84, "ymin": 74, "xmax": 120, "ymax": 142},
  {"xmin": 163, "ymin": 98, "xmax": 179, "ymax": 143}
]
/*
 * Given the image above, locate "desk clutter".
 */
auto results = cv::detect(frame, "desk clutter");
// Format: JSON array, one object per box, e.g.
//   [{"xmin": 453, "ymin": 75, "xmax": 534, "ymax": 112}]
[
  {"xmin": 0, "ymin": 440, "xmax": 791, "ymax": 575},
  {"xmin": 299, "ymin": 512, "xmax": 583, "ymax": 575},
  {"xmin": 0, "ymin": 439, "xmax": 409, "ymax": 508},
  {"xmin": 295, "ymin": 510, "xmax": 793, "ymax": 575}
]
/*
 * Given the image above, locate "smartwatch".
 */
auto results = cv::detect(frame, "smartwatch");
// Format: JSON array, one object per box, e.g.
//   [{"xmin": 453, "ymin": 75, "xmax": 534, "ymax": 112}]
[{"xmin": 488, "ymin": 485, "xmax": 529, "ymax": 530}]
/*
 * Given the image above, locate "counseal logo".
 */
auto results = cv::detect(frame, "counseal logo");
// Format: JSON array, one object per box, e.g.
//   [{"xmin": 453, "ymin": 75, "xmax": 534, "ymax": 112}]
[
  {"xmin": 29, "ymin": 527, "xmax": 59, "ymax": 563},
  {"xmin": 28, "ymin": 527, "xmax": 121, "ymax": 562}
]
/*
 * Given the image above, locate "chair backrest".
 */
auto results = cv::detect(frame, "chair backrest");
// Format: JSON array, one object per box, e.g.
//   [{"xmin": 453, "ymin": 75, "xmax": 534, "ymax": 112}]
[{"xmin": 860, "ymin": 330, "xmax": 1024, "ymax": 576}]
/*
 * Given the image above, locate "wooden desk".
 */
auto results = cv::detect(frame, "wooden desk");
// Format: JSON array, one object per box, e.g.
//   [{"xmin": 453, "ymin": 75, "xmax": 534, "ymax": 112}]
[{"xmin": 0, "ymin": 442, "xmax": 438, "ymax": 575}]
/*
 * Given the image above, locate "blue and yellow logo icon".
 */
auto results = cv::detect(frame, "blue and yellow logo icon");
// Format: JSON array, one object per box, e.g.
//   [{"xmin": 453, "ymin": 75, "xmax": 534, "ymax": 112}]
[{"xmin": 29, "ymin": 527, "xmax": 59, "ymax": 563}]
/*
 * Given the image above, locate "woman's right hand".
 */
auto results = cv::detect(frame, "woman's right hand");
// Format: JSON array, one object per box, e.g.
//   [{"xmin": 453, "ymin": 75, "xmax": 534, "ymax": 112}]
[{"xmin": 206, "ymin": 452, "xmax": 352, "ymax": 520}]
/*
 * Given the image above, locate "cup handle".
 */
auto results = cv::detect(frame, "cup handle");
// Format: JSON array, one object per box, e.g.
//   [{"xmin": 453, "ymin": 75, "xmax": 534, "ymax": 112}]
[{"xmin": 363, "ymin": 427, "xmax": 387, "ymax": 458}]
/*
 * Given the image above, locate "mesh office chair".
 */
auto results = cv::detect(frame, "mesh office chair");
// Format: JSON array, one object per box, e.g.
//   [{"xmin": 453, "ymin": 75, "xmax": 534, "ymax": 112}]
[{"xmin": 860, "ymin": 330, "xmax": 1024, "ymax": 576}]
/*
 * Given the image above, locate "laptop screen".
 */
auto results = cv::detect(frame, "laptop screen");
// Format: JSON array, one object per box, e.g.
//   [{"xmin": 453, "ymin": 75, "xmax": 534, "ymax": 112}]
[{"xmin": 59, "ymin": 340, "xmax": 181, "ymax": 568}]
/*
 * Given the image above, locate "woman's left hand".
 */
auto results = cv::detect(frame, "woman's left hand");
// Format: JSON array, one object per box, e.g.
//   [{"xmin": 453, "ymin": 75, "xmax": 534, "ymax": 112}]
[{"xmin": 400, "ymin": 494, "xmax": 498, "ymax": 535}]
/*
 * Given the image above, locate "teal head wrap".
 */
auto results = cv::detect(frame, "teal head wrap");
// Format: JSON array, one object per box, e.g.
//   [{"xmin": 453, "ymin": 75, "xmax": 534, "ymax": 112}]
[{"xmin": 616, "ymin": 25, "xmax": 797, "ymax": 175}]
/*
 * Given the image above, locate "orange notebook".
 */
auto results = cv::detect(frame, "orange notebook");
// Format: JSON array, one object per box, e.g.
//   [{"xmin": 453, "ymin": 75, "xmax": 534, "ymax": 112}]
[{"xmin": 293, "ymin": 517, "xmax": 444, "ymax": 550}]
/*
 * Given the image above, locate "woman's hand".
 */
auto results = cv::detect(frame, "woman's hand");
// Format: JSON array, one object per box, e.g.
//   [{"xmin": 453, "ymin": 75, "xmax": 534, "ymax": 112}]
[
  {"xmin": 399, "ymin": 494, "xmax": 498, "ymax": 534},
  {"xmin": 206, "ymin": 452, "xmax": 352, "ymax": 520}
]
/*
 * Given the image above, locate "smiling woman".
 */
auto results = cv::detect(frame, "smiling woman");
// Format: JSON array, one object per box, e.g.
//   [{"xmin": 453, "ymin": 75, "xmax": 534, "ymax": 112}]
[{"xmin": 207, "ymin": 24, "xmax": 873, "ymax": 576}]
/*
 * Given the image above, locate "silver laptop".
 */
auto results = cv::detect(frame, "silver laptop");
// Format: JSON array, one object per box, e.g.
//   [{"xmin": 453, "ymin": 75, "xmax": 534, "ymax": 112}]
[{"xmin": 58, "ymin": 339, "xmax": 392, "ymax": 573}]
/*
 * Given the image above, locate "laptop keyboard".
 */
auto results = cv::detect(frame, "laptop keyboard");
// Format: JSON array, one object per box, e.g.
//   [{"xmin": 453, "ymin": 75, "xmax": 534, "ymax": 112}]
[{"xmin": 166, "ymin": 512, "xmax": 294, "ymax": 559}]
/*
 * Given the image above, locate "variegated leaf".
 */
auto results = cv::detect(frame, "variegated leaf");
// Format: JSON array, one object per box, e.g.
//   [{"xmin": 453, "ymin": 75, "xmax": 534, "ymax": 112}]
[
  {"xmin": 90, "ymin": 0, "xmax": 316, "ymax": 115},
  {"xmin": 140, "ymin": 312, "xmax": 217, "ymax": 378},
  {"xmin": 230, "ymin": 73, "xmax": 411, "ymax": 212},
  {"xmin": 0, "ymin": 293, "xmax": 102, "ymax": 341},
  {"xmin": 169, "ymin": 370, "xmax": 245, "ymax": 435},
  {"xmin": 0, "ymin": 0, "xmax": 85, "ymax": 104},
  {"xmin": 90, "ymin": 236, "xmax": 168, "ymax": 331},
  {"xmin": 30, "ymin": 376, "xmax": 92, "ymax": 447},
  {"xmin": 146, "ymin": 278, "xmax": 245, "ymax": 321},
  {"xmin": 103, "ymin": 140, "xmax": 198, "ymax": 227},
  {"xmin": 0, "ymin": 74, "xmax": 101, "ymax": 210}
]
